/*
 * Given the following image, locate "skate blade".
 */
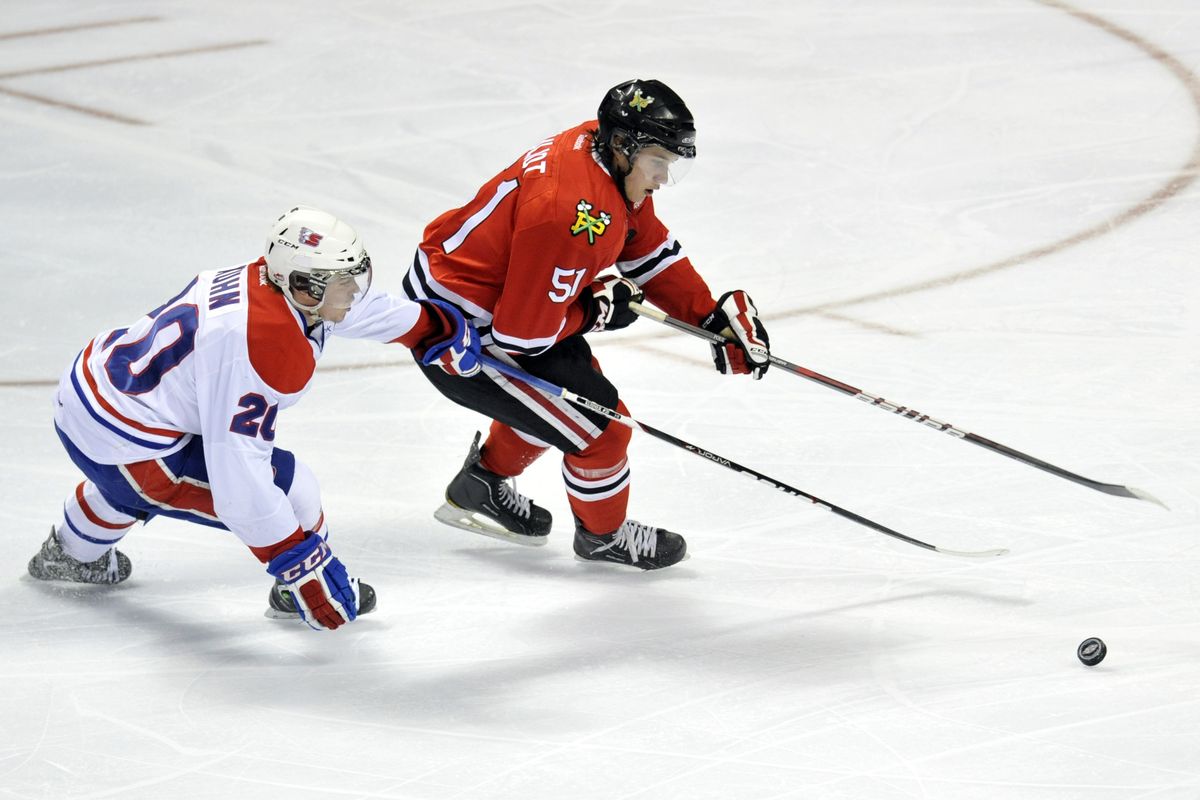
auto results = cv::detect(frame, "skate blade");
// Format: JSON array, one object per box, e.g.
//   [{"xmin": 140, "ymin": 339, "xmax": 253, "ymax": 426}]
[
  {"xmin": 263, "ymin": 606, "xmax": 376, "ymax": 622},
  {"xmin": 433, "ymin": 503, "xmax": 549, "ymax": 547},
  {"xmin": 572, "ymin": 551, "xmax": 691, "ymax": 569},
  {"xmin": 264, "ymin": 607, "xmax": 301, "ymax": 621},
  {"xmin": 265, "ymin": 586, "xmax": 376, "ymax": 621}
]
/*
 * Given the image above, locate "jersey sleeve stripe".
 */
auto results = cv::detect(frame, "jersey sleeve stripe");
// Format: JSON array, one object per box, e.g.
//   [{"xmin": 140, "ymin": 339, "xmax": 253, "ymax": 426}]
[{"xmin": 617, "ymin": 238, "xmax": 684, "ymax": 284}]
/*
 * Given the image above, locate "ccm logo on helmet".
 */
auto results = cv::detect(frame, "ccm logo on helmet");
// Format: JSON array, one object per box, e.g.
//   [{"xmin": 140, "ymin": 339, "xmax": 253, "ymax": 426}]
[{"xmin": 298, "ymin": 227, "xmax": 324, "ymax": 247}]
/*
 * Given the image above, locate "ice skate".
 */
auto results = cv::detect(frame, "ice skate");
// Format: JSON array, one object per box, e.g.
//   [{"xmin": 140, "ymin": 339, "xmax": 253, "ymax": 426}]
[
  {"xmin": 433, "ymin": 431, "xmax": 552, "ymax": 546},
  {"xmin": 27, "ymin": 526, "xmax": 131, "ymax": 585},
  {"xmin": 573, "ymin": 518, "xmax": 687, "ymax": 570},
  {"xmin": 265, "ymin": 579, "xmax": 377, "ymax": 620}
]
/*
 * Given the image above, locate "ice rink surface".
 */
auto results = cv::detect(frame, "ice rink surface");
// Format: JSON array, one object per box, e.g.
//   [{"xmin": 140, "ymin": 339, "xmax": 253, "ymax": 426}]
[{"xmin": 2, "ymin": 0, "xmax": 1198, "ymax": 797}]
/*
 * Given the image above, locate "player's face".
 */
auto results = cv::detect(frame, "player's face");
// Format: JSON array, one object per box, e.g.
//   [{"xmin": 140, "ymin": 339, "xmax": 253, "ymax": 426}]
[
  {"xmin": 623, "ymin": 145, "xmax": 694, "ymax": 204},
  {"xmin": 289, "ymin": 261, "xmax": 372, "ymax": 323},
  {"xmin": 307, "ymin": 258, "xmax": 373, "ymax": 322},
  {"xmin": 314, "ymin": 273, "xmax": 365, "ymax": 322}
]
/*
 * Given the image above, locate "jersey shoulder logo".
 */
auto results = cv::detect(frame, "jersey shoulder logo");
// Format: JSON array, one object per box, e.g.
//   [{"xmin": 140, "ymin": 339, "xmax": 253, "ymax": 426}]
[
  {"xmin": 628, "ymin": 89, "xmax": 654, "ymax": 111},
  {"xmin": 570, "ymin": 200, "xmax": 611, "ymax": 245}
]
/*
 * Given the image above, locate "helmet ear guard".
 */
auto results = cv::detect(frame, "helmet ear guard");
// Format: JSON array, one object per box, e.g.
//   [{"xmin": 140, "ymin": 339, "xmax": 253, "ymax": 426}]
[{"xmin": 605, "ymin": 128, "xmax": 641, "ymax": 163}]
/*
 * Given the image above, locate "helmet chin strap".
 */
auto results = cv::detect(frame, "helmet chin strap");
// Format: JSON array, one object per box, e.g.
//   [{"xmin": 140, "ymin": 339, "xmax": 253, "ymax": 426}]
[{"xmin": 285, "ymin": 288, "xmax": 325, "ymax": 319}]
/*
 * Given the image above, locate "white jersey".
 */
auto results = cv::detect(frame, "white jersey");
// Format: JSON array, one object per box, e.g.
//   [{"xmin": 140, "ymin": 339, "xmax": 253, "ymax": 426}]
[{"xmin": 54, "ymin": 258, "xmax": 424, "ymax": 549}]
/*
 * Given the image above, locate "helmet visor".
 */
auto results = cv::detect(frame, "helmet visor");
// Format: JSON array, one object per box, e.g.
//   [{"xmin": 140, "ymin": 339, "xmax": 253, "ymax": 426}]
[
  {"xmin": 631, "ymin": 144, "xmax": 695, "ymax": 187},
  {"xmin": 308, "ymin": 256, "xmax": 373, "ymax": 310}
]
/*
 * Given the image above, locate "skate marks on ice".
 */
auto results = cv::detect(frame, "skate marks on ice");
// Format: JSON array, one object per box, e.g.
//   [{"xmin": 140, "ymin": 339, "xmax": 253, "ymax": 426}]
[
  {"xmin": 791, "ymin": 0, "xmax": 1200, "ymax": 327},
  {"xmin": 0, "ymin": 16, "xmax": 266, "ymax": 126},
  {"xmin": 0, "ymin": 2, "xmax": 1193, "ymax": 346}
]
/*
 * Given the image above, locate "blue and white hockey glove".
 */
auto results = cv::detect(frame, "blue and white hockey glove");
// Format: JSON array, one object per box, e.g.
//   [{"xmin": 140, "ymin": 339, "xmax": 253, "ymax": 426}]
[
  {"xmin": 586, "ymin": 274, "xmax": 644, "ymax": 332},
  {"xmin": 266, "ymin": 532, "xmax": 359, "ymax": 631},
  {"xmin": 701, "ymin": 290, "xmax": 771, "ymax": 380},
  {"xmin": 418, "ymin": 299, "xmax": 481, "ymax": 377}
]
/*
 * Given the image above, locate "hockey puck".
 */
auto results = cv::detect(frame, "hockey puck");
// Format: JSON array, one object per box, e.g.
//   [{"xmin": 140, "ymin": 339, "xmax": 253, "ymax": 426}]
[{"xmin": 1077, "ymin": 637, "xmax": 1107, "ymax": 666}]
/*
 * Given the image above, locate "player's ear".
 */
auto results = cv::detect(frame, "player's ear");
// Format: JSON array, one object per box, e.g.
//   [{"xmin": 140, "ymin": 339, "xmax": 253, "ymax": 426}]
[{"xmin": 608, "ymin": 131, "xmax": 632, "ymax": 165}]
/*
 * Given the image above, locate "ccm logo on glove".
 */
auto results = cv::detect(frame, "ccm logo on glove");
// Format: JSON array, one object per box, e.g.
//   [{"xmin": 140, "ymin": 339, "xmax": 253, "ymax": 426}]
[{"xmin": 277, "ymin": 539, "xmax": 330, "ymax": 583}]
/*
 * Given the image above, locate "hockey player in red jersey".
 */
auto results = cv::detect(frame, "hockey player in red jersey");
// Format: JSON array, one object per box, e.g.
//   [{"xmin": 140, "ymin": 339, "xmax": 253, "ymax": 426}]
[
  {"xmin": 403, "ymin": 78, "xmax": 770, "ymax": 569},
  {"xmin": 28, "ymin": 206, "xmax": 480, "ymax": 629}
]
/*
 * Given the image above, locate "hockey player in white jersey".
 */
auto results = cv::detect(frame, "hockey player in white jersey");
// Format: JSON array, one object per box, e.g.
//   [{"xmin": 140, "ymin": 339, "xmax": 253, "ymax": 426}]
[{"xmin": 28, "ymin": 207, "xmax": 481, "ymax": 630}]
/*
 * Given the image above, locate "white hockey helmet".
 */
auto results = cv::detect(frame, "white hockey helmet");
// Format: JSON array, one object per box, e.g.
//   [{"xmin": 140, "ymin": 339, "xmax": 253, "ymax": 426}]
[{"xmin": 264, "ymin": 206, "xmax": 372, "ymax": 312}]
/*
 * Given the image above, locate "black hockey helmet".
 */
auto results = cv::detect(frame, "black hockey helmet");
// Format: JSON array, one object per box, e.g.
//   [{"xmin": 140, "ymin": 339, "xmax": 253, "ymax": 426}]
[{"xmin": 597, "ymin": 78, "xmax": 696, "ymax": 160}]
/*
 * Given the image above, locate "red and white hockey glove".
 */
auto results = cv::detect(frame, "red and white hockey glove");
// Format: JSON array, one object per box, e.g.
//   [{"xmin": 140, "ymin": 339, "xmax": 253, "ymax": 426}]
[
  {"xmin": 585, "ymin": 274, "xmax": 644, "ymax": 332},
  {"xmin": 701, "ymin": 290, "xmax": 771, "ymax": 380},
  {"xmin": 266, "ymin": 532, "xmax": 360, "ymax": 631},
  {"xmin": 418, "ymin": 299, "xmax": 481, "ymax": 377}
]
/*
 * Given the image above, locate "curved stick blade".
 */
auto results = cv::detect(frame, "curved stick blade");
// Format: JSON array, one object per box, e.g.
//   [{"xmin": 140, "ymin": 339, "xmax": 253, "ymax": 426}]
[
  {"xmin": 1127, "ymin": 485, "xmax": 1169, "ymax": 510},
  {"xmin": 935, "ymin": 546, "xmax": 1010, "ymax": 559}
]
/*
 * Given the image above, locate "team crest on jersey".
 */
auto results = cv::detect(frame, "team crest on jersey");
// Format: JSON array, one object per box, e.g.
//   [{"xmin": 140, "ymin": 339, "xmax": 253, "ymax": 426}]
[
  {"xmin": 298, "ymin": 227, "xmax": 323, "ymax": 247},
  {"xmin": 628, "ymin": 89, "xmax": 654, "ymax": 112},
  {"xmin": 570, "ymin": 200, "xmax": 611, "ymax": 245}
]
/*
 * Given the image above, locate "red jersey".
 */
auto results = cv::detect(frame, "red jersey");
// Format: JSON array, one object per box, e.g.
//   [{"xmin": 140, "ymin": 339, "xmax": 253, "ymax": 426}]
[{"xmin": 402, "ymin": 121, "xmax": 716, "ymax": 356}]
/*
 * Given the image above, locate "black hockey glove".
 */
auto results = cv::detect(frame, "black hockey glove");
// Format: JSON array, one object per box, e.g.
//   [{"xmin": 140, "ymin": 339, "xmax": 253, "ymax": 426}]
[
  {"xmin": 585, "ymin": 274, "xmax": 644, "ymax": 332},
  {"xmin": 701, "ymin": 290, "xmax": 771, "ymax": 379}
]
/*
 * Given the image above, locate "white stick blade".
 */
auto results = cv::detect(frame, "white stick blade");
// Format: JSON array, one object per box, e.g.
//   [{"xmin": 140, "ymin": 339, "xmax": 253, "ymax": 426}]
[
  {"xmin": 935, "ymin": 546, "xmax": 1010, "ymax": 559},
  {"xmin": 1127, "ymin": 485, "xmax": 1169, "ymax": 510}
]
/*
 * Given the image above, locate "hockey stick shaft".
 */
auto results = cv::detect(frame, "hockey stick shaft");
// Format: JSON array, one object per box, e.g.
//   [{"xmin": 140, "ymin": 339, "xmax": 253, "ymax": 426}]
[
  {"xmin": 478, "ymin": 354, "xmax": 1007, "ymax": 558},
  {"xmin": 629, "ymin": 302, "xmax": 1164, "ymax": 508}
]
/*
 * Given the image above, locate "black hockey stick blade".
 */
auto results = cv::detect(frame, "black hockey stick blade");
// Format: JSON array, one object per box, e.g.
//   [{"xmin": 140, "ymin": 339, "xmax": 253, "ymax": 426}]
[{"xmin": 963, "ymin": 433, "xmax": 1167, "ymax": 509}]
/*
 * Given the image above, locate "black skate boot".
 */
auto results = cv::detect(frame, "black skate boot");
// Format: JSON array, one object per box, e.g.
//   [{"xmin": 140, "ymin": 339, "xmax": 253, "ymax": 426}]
[
  {"xmin": 27, "ymin": 526, "xmax": 131, "ymax": 585},
  {"xmin": 573, "ymin": 518, "xmax": 687, "ymax": 570},
  {"xmin": 433, "ymin": 431, "xmax": 552, "ymax": 546},
  {"xmin": 266, "ymin": 579, "xmax": 377, "ymax": 620}
]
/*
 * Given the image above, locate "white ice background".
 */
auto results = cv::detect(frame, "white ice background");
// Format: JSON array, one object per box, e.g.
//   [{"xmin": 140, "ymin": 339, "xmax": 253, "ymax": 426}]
[{"xmin": 1, "ymin": 1, "xmax": 1198, "ymax": 798}]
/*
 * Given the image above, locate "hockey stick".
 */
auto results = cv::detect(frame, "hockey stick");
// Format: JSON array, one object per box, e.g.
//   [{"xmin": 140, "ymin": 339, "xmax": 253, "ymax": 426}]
[
  {"xmin": 479, "ymin": 354, "xmax": 1007, "ymax": 559},
  {"xmin": 629, "ymin": 302, "xmax": 1165, "ymax": 509}
]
